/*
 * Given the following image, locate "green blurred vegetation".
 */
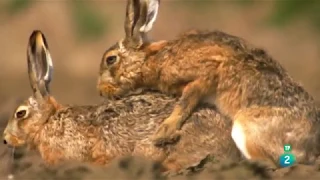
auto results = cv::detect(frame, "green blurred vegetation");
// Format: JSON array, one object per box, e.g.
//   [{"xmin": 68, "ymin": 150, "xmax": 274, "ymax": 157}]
[
  {"xmin": 3, "ymin": 0, "xmax": 108, "ymax": 42},
  {"xmin": 69, "ymin": 0, "xmax": 108, "ymax": 42},
  {"xmin": 2, "ymin": 0, "xmax": 320, "ymax": 41},
  {"xmin": 177, "ymin": 0, "xmax": 319, "ymax": 31},
  {"xmin": 5, "ymin": 0, "xmax": 32, "ymax": 14},
  {"xmin": 268, "ymin": 0, "xmax": 320, "ymax": 29}
]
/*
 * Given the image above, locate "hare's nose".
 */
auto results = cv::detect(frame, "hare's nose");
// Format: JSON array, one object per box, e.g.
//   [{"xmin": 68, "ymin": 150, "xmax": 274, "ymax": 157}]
[{"xmin": 3, "ymin": 139, "xmax": 7, "ymax": 144}]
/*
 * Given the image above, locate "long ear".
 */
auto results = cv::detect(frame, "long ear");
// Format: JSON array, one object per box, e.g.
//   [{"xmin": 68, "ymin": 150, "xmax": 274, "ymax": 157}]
[
  {"xmin": 27, "ymin": 30, "xmax": 53, "ymax": 103},
  {"xmin": 124, "ymin": 0, "xmax": 160, "ymax": 48}
]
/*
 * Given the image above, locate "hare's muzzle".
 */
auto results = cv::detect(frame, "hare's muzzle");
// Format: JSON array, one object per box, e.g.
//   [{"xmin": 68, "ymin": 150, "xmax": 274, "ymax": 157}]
[
  {"xmin": 2, "ymin": 131, "xmax": 24, "ymax": 147},
  {"xmin": 2, "ymin": 139, "xmax": 13, "ymax": 148},
  {"xmin": 3, "ymin": 133, "xmax": 9, "ymax": 145},
  {"xmin": 3, "ymin": 135, "xmax": 9, "ymax": 146}
]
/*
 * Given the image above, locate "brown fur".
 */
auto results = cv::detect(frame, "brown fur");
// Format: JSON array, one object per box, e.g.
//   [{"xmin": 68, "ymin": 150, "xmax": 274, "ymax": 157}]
[
  {"xmin": 97, "ymin": 0, "xmax": 320, "ymax": 167},
  {"xmin": 2, "ymin": 29, "xmax": 241, "ymax": 173},
  {"xmin": 3, "ymin": 92, "xmax": 241, "ymax": 172}
]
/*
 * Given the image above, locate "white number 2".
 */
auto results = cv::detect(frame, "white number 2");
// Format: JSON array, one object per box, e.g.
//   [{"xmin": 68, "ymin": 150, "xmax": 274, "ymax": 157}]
[{"xmin": 284, "ymin": 155, "xmax": 290, "ymax": 164}]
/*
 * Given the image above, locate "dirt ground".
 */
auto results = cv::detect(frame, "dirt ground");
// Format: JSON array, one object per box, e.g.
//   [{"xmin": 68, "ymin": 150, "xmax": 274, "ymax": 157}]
[
  {"xmin": 1, "ymin": 1, "xmax": 320, "ymax": 180},
  {"xmin": 0, "ymin": 140, "xmax": 320, "ymax": 180}
]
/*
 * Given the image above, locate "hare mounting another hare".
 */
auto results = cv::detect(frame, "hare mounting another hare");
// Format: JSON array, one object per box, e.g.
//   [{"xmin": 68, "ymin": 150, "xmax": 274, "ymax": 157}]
[
  {"xmin": 97, "ymin": 0, "xmax": 320, "ymax": 166},
  {"xmin": 2, "ymin": 30, "xmax": 241, "ymax": 172}
]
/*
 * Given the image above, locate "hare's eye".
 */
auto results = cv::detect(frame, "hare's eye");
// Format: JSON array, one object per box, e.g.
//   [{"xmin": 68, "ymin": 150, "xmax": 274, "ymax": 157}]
[
  {"xmin": 106, "ymin": 56, "xmax": 117, "ymax": 65},
  {"xmin": 15, "ymin": 110, "xmax": 27, "ymax": 119}
]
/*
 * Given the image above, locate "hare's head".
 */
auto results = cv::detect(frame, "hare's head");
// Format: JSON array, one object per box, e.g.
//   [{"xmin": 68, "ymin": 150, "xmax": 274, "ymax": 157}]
[
  {"xmin": 97, "ymin": 0, "xmax": 161, "ymax": 99},
  {"xmin": 3, "ymin": 30, "xmax": 59, "ymax": 147}
]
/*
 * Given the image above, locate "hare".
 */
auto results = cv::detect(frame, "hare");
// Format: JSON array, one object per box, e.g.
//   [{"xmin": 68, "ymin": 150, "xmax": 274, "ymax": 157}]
[
  {"xmin": 2, "ymin": 30, "xmax": 241, "ymax": 172},
  {"xmin": 97, "ymin": 0, "xmax": 320, "ymax": 166}
]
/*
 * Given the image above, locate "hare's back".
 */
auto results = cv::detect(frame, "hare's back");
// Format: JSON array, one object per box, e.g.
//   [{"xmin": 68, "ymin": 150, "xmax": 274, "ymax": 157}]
[
  {"xmin": 156, "ymin": 30, "xmax": 285, "ymax": 76},
  {"xmin": 165, "ymin": 104, "xmax": 241, "ymax": 168},
  {"xmin": 177, "ymin": 31, "xmax": 316, "ymax": 108},
  {"xmin": 119, "ymin": 92, "xmax": 241, "ymax": 167},
  {"xmin": 167, "ymin": 30, "xmax": 254, "ymax": 54}
]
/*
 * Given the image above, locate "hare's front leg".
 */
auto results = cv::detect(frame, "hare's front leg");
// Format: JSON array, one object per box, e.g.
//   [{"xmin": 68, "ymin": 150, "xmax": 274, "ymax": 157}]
[
  {"xmin": 38, "ymin": 144, "xmax": 65, "ymax": 166},
  {"xmin": 153, "ymin": 78, "xmax": 212, "ymax": 146}
]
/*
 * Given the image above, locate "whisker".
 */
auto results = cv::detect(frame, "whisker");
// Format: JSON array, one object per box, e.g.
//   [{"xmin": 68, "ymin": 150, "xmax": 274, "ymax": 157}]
[
  {"xmin": 0, "ymin": 149, "xmax": 7, "ymax": 159},
  {"xmin": 7, "ymin": 147, "xmax": 15, "ymax": 180}
]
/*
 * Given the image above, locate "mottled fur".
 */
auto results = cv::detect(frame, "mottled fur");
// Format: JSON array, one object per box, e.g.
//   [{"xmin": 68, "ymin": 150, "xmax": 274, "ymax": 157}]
[
  {"xmin": 2, "ymin": 30, "xmax": 241, "ymax": 173},
  {"xmin": 3, "ymin": 92, "xmax": 240, "ymax": 172},
  {"xmin": 97, "ymin": 0, "xmax": 320, "ymax": 166}
]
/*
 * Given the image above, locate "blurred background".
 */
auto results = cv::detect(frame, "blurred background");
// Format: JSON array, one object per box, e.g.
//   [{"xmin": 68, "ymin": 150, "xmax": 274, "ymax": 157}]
[{"xmin": 0, "ymin": 0, "xmax": 320, "ymax": 178}]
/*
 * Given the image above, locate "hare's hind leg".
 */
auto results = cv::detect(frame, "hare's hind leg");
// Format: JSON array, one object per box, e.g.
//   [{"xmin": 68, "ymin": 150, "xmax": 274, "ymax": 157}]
[
  {"xmin": 232, "ymin": 107, "xmax": 319, "ymax": 167},
  {"xmin": 232, "ymin": 113, "xmax": 281, "ymax": 168},
  {"xmin": 231, "ymin": 120, "xmax": 252, "ymax": 159}
]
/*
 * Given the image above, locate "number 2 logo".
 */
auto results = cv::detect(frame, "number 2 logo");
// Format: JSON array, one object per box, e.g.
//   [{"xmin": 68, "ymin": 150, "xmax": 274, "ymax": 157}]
[
  {"xmin": 284, "ymin": 155, "xmax": 290, "ymax": 164},
  {"xmin": 280, "ymin": 145, "xmax": 295, "ymax": 167}
]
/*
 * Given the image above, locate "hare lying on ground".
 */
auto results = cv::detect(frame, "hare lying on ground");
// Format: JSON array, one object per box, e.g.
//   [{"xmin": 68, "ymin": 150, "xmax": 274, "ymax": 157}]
[
  {"xmin": 2, "ymin": 30, "xmax": 241, "ymax": 172},
  {"xmin": 97, "ymin": 0, "xmax": 320, "ymax": 166}
]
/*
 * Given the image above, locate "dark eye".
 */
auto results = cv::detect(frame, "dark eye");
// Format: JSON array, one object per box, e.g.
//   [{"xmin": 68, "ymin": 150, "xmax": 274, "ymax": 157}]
[
  {"xmin": 16, "ymin": 110, "xmax": 27, "ymax": 119},
  {"xmin": 105, "ymin": 55, "xmax": 117, "ymax": 65}
]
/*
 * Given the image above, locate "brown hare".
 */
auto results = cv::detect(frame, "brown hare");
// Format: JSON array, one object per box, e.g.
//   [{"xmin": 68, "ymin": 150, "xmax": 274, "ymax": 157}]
[
  {"xmin": 97, "ymin": 0, "xmax": 320, "ymax": 166},
  {"xmin": 2, "ymin": 30, "xmax": 241, "ymax": 172}
]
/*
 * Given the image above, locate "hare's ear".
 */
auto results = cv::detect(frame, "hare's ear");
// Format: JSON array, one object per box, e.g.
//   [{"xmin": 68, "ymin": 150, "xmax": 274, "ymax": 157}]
[
  {"xmin": 27, "ymin": 30, "xmax": 53, "ymax": 103},
  {"xmin": 138, "ymin": 0, "xmax": 160, "ymax": 33},
  {"xmin": 124, "ymin": 0, "xmax": 160, "ymax": 48}
]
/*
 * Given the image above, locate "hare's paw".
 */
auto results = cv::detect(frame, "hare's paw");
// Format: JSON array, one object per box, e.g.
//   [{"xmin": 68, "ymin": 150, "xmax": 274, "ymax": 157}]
[{"xmin": 152, "ymin": 118, "xmax": 181, "ymax": 147}]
